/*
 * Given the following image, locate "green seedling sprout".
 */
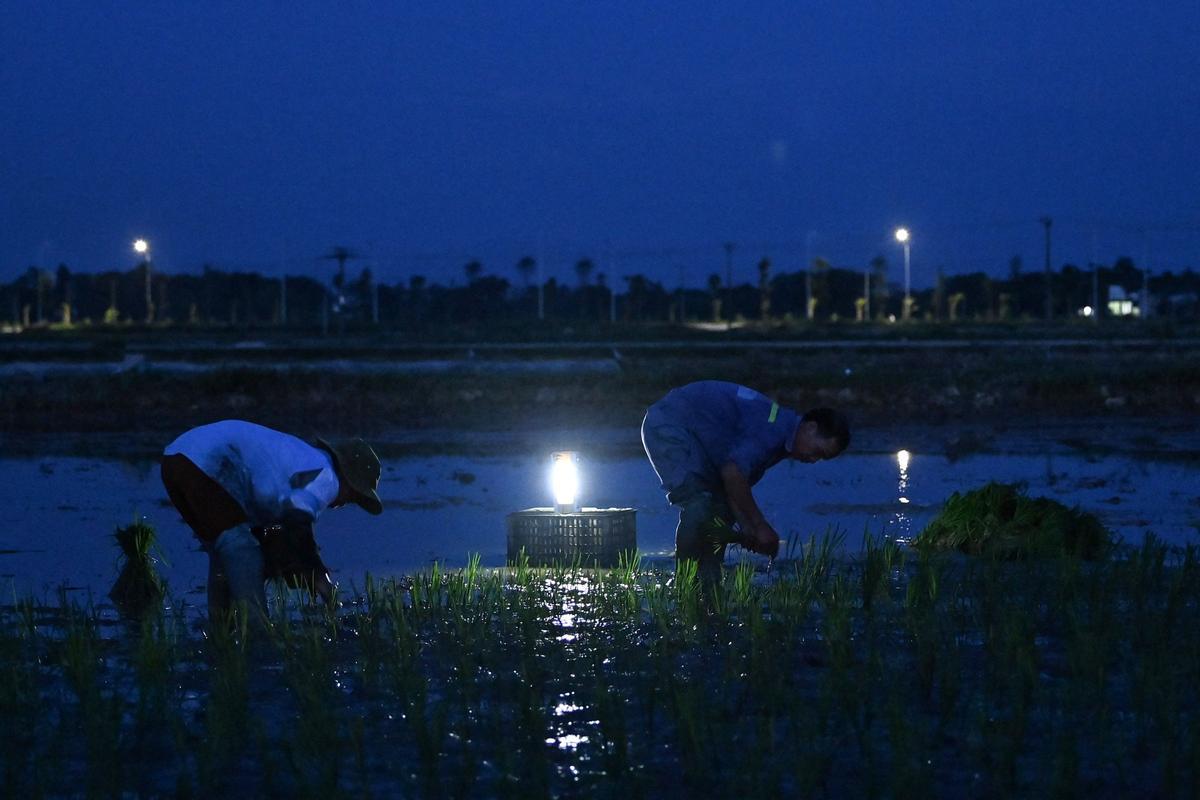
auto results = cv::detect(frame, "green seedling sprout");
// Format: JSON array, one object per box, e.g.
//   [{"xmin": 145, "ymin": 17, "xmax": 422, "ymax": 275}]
[
  {"xmin": 916, "ymin": 481, "xmax": 1111, "ymax": 560},
  {"xmin": 109, "ymin": 517, "xmax": 167, "ymax": 617},
  {"xmin": 7, "ymin": 527, "xmax": 1200, "ymax": 794}
]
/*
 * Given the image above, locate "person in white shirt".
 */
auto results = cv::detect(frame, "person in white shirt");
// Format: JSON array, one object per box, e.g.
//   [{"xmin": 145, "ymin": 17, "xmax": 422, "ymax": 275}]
[{"xmin": 161, "ymin": 419, "xmax": 383, "ymax": 618}]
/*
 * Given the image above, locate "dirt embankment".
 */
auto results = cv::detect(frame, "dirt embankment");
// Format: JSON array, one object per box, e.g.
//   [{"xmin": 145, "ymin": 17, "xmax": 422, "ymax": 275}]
[{"xmin": 1, "ymin": 341, "xmax": 1197, "ymax": 443}]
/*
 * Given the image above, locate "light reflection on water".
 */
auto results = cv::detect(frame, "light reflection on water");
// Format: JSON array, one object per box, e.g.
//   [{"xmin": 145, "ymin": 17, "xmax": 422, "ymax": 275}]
[
  {"xmin": 554, "ymin": 701, "xmax": 584, "ymax": 716},
  {"xmin": 547, "ymin": 734, "xmax": 589, "ymax": 751},
  {"xmin": 893, "ymin": 449, "xmax": 913, "ymax": 544},
  {"xmin": 540, "ymin": 574, "xmax": 605, "ymax": 764}
]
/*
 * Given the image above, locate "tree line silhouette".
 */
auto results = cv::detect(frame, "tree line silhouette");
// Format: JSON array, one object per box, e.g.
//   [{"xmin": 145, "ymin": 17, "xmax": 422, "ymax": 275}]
[{"xmin": 2, "ymin": 254, "xmax": 1197, "ymax": 330}]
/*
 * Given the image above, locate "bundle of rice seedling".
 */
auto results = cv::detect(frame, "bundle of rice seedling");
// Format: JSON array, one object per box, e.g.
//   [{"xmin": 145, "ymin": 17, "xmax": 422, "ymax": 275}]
[
  {"xmin": 915, "ymin": 481, "xmax": 1111, "ymax": 560},
  {"xmin": 109, "ymin": 519, "xmax": 166, "ymax": 615}
]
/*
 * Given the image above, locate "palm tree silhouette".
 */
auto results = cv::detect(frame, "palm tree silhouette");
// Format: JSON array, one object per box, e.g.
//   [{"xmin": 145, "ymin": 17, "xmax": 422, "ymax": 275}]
[
  {"xmin": 516, "ymin": 256, "xmax": 537, "ymax": 287},
  {"xmin": 574, "ymin": 258, "xmax": 594, "ymax": 287}
]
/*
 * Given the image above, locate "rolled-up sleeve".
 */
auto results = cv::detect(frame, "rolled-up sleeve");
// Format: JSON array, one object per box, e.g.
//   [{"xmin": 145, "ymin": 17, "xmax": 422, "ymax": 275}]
[{"xmin": 281, "ymin": 467, "xmax": 339, "ymax": 520}]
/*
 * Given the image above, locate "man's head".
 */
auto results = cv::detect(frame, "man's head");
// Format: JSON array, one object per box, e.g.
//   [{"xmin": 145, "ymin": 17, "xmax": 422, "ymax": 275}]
[
  {"xmin": 317, "ymin": 438, "xmax": 384, "ymax": 515},
  {"xmin": 791, "ymin": 408, "xmax": 850, "ymax": 463}
]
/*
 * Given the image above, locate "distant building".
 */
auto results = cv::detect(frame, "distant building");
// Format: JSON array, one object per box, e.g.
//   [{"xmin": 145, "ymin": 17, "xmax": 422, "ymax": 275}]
[{"xmin": 1107, "ymin": 285, "xmax": 1139, "ymax": 317}]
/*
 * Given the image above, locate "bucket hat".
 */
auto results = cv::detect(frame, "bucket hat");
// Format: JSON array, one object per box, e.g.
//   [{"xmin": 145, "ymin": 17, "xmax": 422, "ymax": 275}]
[{"xmin": 316, "ymin": 438, "xmax": 383, "ymax": 515}]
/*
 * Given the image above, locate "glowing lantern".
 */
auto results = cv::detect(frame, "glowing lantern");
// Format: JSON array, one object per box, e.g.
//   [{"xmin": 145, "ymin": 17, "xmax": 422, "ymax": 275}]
[{"xmin": 550, "ymin": 451, "xmax": 580, "ymax": 514}]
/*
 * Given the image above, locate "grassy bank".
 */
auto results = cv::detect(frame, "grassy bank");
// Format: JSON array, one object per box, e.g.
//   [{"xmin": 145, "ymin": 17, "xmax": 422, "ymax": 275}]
[{"xmin": 2, "ymin": 536, "xmax": 1199, "ymax": 797}]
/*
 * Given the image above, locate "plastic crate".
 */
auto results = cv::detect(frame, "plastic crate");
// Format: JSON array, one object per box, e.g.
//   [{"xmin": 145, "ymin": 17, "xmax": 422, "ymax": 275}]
[{"xmin": 506, "ymin": 508, "xmax": 637, "ymax": 567}]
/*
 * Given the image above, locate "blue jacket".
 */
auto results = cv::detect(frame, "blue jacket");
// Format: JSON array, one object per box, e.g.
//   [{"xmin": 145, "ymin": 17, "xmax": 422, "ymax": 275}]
[{"xmin": 643, "ymin": 381, "xmax": 800, "ymax": 499}]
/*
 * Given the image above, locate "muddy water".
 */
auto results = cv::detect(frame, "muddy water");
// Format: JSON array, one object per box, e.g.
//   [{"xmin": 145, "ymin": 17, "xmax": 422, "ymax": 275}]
[{"xmin": 0, "ymin": 439, "xmax": 1196, "ymax": 605}]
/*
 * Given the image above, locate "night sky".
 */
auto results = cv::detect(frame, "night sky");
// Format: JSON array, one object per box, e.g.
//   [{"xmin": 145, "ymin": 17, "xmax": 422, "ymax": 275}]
[{"xmin": 3, "ymin": 2, "xmax": 1198, "ymax": 288}]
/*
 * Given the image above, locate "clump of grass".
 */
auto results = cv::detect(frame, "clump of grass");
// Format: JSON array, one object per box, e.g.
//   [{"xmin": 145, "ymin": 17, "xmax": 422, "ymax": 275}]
[
  {"xmin": 109, "ymin": 518, "xmax": 166, "ymax": 616},
  {"xmin": 915, "ymin": 481, "xmax": 1111, "ymax": 559}
]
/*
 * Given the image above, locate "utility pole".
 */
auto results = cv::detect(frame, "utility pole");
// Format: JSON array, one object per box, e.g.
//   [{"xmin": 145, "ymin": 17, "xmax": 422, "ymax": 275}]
[
  {"xmin": 805, "ymin": 230, "xmax": 815, "ymax": 321},
  {"xmin": 537, "ymin": 240, "xmax": 546, "ymax": 321},
  {"xmin": 537, "ymin": 259, "xmax": 545, "ymax": 321},
  {"xmin": 863, "ymin": 269, "xmax": 871, "ymax": 320},
  {"xmin": 607, "ymin": 251, "xmax": 617, "ymax": 323},
  {"xmin": 1040, "ymin": 216, "xmax": 1053, "ymax": 320},
  {"xmin": 723, "ymin": 242, "xmax": 735, "ymax": 328},
  {"xmin": 1141, "ymin": 230, "xmax": 1151, "ymax": 319},
  {"xmin": 280, "ymin": 274, "xmax": 288, "ymax": 326},
  {"xmin": 677, "ymin": 263, "xmax": 686, "ymax": 322},
  {"xmin": 1089, "ymin": 228, "xmax": 1099, "ymax": 323},
  {"xmin": 144, "ymin": 259, "xmax": 153, "ymax": 324}
]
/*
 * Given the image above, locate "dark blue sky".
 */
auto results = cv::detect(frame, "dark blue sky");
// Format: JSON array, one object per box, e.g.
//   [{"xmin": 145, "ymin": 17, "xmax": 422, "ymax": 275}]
[{"xmin": 3, "ymin": 2, "xmax": 1198, "ymax": 288}]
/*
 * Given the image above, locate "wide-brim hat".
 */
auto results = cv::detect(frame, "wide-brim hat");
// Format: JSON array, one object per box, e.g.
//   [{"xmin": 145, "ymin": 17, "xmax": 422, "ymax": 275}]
[{"xmin": 316, "ymin": 437, "xmax": 383, "ymax": 515}]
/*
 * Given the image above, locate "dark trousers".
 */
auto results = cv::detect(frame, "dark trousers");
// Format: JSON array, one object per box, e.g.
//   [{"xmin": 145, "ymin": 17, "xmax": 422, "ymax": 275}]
[
  {"xmin": 642, "ymin": 407, "xmax": 740, "ymax": 582},
  {"xmin": 674, "ymin": 492, "xmax": 739, "ymax": 585},
  {"xmin": 160, "ymin": 454, "xmax": 247, "ymax": 542},
  {"xmin": 161, "ymin": 454, "xmax": 265, "ymax": 617}
]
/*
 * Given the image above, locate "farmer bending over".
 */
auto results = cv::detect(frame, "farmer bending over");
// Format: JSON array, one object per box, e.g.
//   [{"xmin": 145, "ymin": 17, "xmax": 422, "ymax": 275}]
[
  {"xmin": 161, "ymin": 420, "xmax": 383, "ymax": 618},
  {"xmin": 641, "ymin": 381, "xmax": 849, "ymax": 584}
]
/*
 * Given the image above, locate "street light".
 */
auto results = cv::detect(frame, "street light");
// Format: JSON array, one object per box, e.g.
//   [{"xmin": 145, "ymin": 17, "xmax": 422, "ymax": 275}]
[
  {"xmin": 894, "ymin": 227, "xmax": 911, "ymax": 320},
  {"xmin": 133, "ymin": 239, "xmax": 153, "ymax": 323}
]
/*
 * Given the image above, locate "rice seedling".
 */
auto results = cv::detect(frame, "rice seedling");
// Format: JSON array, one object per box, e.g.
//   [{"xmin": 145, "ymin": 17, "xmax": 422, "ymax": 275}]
[
  {"xmin": 197, "ymin": 606, "xmax": 253, "ymax": 792},
  {"xmin": 7, "ymin": 517, "xmax": 1200, "ymax": 795},
  {"xmin": 859, "ymin": 528, "xmax": 901, "ymax": 616},
  {"xmin": 0, "ymin": 601, "xmax": 51, "ymax": 794},
  {"xmin": 108, "ymin": 517, "xmax": 167, "ymax": 616},
  {"xmin": 903, "ymin": 546, "xmax": 943, "ymax": 701},
  {"xmin": 59, "ymin": 598, "xmax": 124, "ymax": 796},
  {"xmin": 916, "ymin": 481, "xmax": 1111, "ymax": 560},
  {"xmin": 279, "ymin": 625, "xmax": 345, "ymax": 794}
]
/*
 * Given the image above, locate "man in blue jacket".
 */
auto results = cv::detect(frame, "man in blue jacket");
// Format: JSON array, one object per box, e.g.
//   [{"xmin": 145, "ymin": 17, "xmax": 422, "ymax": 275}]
[{"xmin": 641, "ymin": 381, "xmax": 849, "ymax": 582}]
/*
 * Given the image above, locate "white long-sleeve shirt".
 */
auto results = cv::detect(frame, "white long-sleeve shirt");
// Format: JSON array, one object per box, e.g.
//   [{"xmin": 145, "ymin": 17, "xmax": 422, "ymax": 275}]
[{"xmin": 163, "ymin": 420, "xmax": 339, "ymax": 524}]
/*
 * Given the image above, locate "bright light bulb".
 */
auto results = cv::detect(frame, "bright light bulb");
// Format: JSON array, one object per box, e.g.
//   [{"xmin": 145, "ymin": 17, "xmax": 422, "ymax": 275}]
[
  {"xmin": 550, "ymin": 451, "xmax": 579, "ymax": 513},
  {"xmin": 894, "ymin": 228, "xmax": 910, "ymax": 243},
  {"xmin": 133, "ymin": 239, "xmax": 149, "ymax": 254},
  {"xmin": 896, "ymin": 449, "xmax": 911, "ymax": 472}
]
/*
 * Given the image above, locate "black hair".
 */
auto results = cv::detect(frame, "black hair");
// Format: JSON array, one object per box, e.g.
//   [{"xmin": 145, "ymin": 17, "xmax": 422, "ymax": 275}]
[{"xmin": 800, "ymin": 407, "xmax": 851, "ymax": 451}]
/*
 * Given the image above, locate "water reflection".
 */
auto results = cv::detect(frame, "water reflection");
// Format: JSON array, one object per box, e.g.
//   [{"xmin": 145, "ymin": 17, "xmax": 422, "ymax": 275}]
[
  {"xmin": 546, "ymin": 733, "xmax": 590, "ymax": 751},
  {"xmin": 542, "ymin": 575, "xmax": 602, "ymax": 761},
  {"xmin": 893, "ymin": 450, "xmax": 913, "ymax": 543},
  {"xmin": 554, "ymin": 700, "xmax": 584, "ymax": 716}
]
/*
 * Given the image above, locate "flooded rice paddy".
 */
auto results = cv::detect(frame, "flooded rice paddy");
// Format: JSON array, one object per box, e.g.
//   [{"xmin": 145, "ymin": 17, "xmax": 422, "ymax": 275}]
[
  {"xmin": 0, "ymin": 429, "xmax": 1195, "ymax": 604},
  {"xmin": 1, "ymin": 424, "xmax": 1198, "ymax": 796}
]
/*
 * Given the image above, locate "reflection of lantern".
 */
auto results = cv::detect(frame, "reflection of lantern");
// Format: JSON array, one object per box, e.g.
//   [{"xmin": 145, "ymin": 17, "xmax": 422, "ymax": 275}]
[
  {"xmin": 550, "ymin": 451, "xmax": 580, "ymax": 514},
  {"xmin": 896, "ymin": 449, "xmax": 911, "ymax": 504}
]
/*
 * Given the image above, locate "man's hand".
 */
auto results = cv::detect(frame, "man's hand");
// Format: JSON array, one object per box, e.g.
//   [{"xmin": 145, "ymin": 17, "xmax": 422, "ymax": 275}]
[
  {"xmin": 262, "ymin": 510, "xmax": 335, "ymax": 602},
  {"xmin": 746, "ymin": 522, "xmax": 780, "ymax": 559},
  {"xmin": 719, "ymin": 462, "xmax": 781, "ymax": 558}
]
